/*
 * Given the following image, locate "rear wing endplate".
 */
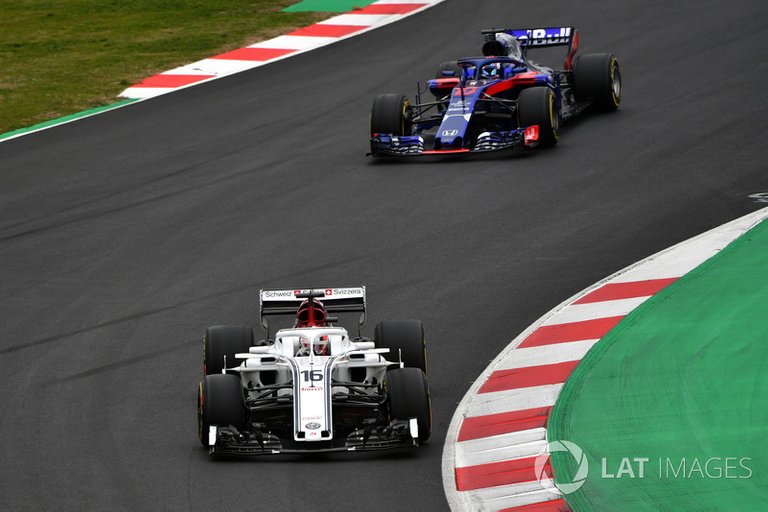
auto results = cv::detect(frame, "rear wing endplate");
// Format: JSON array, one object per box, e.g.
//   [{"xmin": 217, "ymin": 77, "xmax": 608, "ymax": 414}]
[{"xmin": 259, "ymin": 286, "xmax": 366, "ymax": 334}]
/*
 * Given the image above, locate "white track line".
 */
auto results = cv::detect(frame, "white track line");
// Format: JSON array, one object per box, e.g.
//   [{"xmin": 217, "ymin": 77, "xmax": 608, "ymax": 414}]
[
  {"xmin": 164, "ymin": 58, "xmax": 264, "ymax": 76},
  {"xmin": 494, "ymin": 339, "xmax": 598, "ymax": 371},
  {"xmin": 464, "ymin": 385, "xmax": 563, "ymax": 418},
  {"xmin": 318, "ymin": 14, "xmax": 391, "ymax": 25},
  {"xmin": 457, "ymin": 435, "xmax": 548, "ymax": 467},
  {"xmin": 464, "ymin": 482, "xmax": 561, "ymax": 510},
  {"xmin": 249, "ymin": 35, "xmax": 339, "ymax": 50},
  {"xmin": 541, "ymin": 296, "xmax": 648, "ymax": 326}
]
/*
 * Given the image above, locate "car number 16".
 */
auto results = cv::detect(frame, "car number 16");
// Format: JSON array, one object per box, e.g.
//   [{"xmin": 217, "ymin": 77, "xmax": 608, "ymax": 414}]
[{"xmin": 301, "ymin": 370, "xmax": 323, "ymax": 383}]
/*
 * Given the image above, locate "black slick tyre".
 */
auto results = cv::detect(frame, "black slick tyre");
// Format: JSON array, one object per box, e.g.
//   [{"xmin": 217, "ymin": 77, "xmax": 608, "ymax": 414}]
[
  {"xmin": 370, "ymin": 94, "xmax": 412, "ymax": 137},
  {"xmin": 374, "ymin": 319, "xmax": 428, "ymax": 374},
  {"xmin": 573, "ymin": 53, "xmax": 621, "ymax": 111},
  {"xmin": 386, "ymin": 368, "xmax": 432, "ymax": 442},
  {"xmin": 203, "ymin": 325, "xmax": 253, "ymax": 376},
  {"xmin": 197, "ymin": 374, "xmax": 244, "ymax": 448},
  {"xmin": 517, "ymin": 86, "xmax": 559, "ymax": 148}
]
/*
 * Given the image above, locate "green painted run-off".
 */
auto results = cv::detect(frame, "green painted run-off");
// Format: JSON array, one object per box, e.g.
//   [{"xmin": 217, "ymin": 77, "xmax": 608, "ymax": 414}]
[
  {"xmin": 550, "ymin": 219, "xmax": 768, "ymax": 510},
  {"xmin": 283, "ymin": 0, "xmax": 374, "ymax": 12},
  {"xmin": 0, "ymin": 99, "xmax": 139, "ymax": 142}
]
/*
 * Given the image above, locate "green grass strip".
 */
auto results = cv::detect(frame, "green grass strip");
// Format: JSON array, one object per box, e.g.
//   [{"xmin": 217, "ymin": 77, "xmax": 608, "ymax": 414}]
[
  {"xmin": 549, "ymin": 219, "xmax": 768, "ymax": 510},
  {"xmin": 0, "ymin": 1, "xmax": 327, "ymax": 134},
  {"xmin": 283, "ymin": 0, "xmax": 374, "ymax": 12}
]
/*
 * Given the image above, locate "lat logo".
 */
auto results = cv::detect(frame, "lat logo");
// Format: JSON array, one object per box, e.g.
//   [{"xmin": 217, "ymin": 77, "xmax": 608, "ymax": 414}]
[
  {"xmin": 534, "ymin": 440, "xmax": 588, "ymax": 495},
  {"xmin": 442, "ymin": 129, "xmax": 459, "ymax": 137}
]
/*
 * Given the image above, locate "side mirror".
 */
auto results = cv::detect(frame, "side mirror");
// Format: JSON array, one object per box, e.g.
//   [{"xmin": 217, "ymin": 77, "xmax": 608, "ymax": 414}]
[{"xmin": 441, "ymin": 70, "xmax": 456, "ymax": 77}]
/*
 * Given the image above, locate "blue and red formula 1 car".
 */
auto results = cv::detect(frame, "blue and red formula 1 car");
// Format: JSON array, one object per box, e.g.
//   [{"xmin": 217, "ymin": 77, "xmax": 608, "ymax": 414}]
[{"xmin": 369, "ymin": 27, "xmax": 622, "ymax": 157}]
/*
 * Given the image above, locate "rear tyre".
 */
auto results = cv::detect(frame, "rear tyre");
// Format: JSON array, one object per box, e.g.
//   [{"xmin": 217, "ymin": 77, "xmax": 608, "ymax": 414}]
[
  {"xmin": 573, "ymin": 53, "xmax": 621, "ymax": 111},
  {"xmin": 370, "ymin": 94, "xmax": 412, "ymax": 137},
  {"xmin": 386, "ymin": 368, "xmax": 431, "ymax": 442},
  {"xmin": 517, "ymin": 86, "xmax": 560, "ymax": 148},
  {"xmin": 436, "ymin": 60, "xmax": 462, "ymax": 79},
  {"xmin": 197, "ymin": 374, "xmax": 244, "ymax": 447},
  {"xmin": 203, "ymin": 325, "xmax": 253, "ymax": 376},
  {"xmin": 374, "ymin": 319, "xmax": 428, "ymax": 374}
]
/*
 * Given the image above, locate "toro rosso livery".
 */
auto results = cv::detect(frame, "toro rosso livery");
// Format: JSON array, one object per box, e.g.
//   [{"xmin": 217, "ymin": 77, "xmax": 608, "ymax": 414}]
[
  {"xmin": 369, "ymin": 26, "xmax": 621, "ymax": 157},
  {"xmin": 197, "ymin": 287, "xmax": 431, "ymax": 456}
]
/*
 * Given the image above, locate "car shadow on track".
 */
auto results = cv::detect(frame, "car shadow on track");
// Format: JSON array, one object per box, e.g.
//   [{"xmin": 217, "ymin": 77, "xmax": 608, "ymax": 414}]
[
  {"xmin": 366, "ymin": 148, "xmax": 539, "ymax": 165},
  {"xmin": 197, "ymin": 447, "xmax": 425, "ymax": 464}
]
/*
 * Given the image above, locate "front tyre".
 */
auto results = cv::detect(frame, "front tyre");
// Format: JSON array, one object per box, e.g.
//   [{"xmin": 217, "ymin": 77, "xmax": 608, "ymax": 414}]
[
  {"xmin": 386, "ymin": 368, "xmax": 432, "ymax": 442},
  {"xmin": 197, "ymin": 374, "xmax": 244, "ymax": 448},
  {"xmin": 374, "ymin": 319, "xmax": 428, "ymax": 374},
  {"xmin": 370, "ymin": 94, "xmax": 412, "ymax": 137},
  {"xmin": 203, "ymin": 325, "xmax": 253, "ymax": 376},
  {"xmin": 573, "ymin": 53, "xmax": 621, "ymax": 111},
  {"xmin": 518, "ymin": 86, "xmax": 560, "ymax": 148}
]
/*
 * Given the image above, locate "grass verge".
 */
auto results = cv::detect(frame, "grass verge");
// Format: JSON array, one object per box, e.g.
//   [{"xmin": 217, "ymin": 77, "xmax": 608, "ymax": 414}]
[{"xmin": 0, "ymin": 1, "xmax": 329, "ymax": 133}]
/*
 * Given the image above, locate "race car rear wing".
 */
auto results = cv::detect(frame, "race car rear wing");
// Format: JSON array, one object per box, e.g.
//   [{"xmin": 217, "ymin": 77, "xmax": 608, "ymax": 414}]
[
  {"xmin": 481, "ymin": 26, "xmax": 579, "ymax": 69},
  {"xmin": 259, "ymin": 286, "xmax": 366, "ymax": 335},
  {"xmin": 482, "ymin": 26, "xmax": 575, "ymax": 47}
]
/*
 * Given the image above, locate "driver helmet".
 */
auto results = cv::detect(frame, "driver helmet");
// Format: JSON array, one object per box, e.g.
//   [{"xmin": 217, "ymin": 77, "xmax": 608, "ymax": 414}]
[
  {"xmin": 481, "ymin": 62, "xmax": 502, "ymax": 79},
  {"xmin": 314, "ymin": 335, "xmax": 330, "ymax": 355},
  {"xmin": 295, "ymin": 298, "xmax": 328, "ymax": 328},
  {"xmin": 299, "ymin": 335, "xmax": 330, "ymax": 356}
]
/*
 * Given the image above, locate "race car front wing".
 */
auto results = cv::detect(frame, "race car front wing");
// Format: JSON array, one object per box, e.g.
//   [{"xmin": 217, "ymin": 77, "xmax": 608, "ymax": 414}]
[
  {"xmin": 208, "ymin": 418, "xmax": 419, "ymax": 456},
  {"xmin": 369, "ymin": 125, "xmax": 539, "ymax": 157}
]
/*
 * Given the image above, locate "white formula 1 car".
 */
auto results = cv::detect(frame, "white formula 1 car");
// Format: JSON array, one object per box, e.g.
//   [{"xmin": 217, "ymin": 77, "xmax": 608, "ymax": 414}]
[{"xmin": 197, "ymin": 286, "xmax": 431, "ymax": 455}]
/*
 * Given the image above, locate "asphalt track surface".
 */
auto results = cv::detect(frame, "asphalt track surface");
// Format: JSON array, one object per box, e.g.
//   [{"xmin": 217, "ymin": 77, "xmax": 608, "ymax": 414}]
[{"xmin": 0, "ymin": 0, "xmax": 766, "ymax": 510}]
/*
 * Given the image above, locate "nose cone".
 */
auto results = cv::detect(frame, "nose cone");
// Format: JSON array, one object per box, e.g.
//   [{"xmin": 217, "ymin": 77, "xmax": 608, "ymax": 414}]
[
  {"xmin": 437, "ymin": 134, "xmax": 463, "ymax": 149},
  {"xmin": 436, "ymin": 112, "xmax": 472, "ymax": 149}
]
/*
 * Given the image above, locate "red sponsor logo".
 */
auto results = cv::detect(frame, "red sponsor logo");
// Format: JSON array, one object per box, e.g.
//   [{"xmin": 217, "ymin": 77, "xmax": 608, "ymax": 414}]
[
  {"xmin": 524, "ymin": 125, "xmax": 539, "ymax": 144},
  {"xmin": 453, "ymin": 86, "xmax": 478, "ymax": 96},
  {"xmin": 325, "ymin": 289, "xmax": 333, "ymax": 296}
]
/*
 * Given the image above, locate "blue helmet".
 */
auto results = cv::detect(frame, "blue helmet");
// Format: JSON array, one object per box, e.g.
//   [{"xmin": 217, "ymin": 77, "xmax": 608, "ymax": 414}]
[{"xmin": 481, "ymin": 63, "xmax": 502, "ymax": 79}]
